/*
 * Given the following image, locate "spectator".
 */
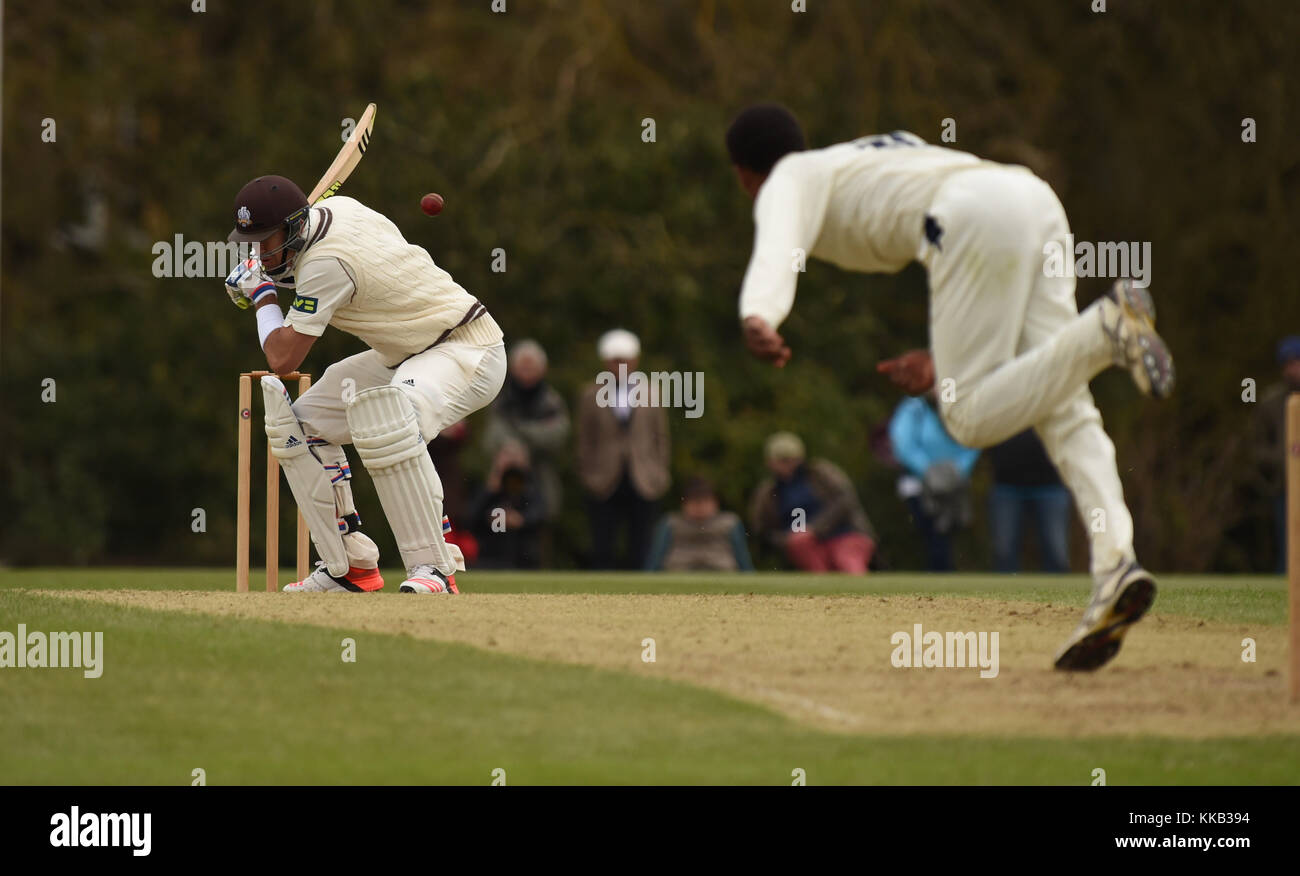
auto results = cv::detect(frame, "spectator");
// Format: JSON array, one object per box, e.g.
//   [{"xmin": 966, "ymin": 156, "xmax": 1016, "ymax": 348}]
[
  {"xmin": 428, "ymin": 419, "xmax": 478, "ymax": 565},
  {"xmin": 645, "ymin": 477, "xmax": 754, "ymax": 572},
  {"xmin": 987, "ymin": 430, "xmax": 1071, "ymax": 573},
  {"xmin": 577, "ymin": 329, "xmax": 671, "ymax": 569},
  {"xmin": 468, "ymin": 441, "xmax": 547, "ymax": 569},
  {"xmin": 888, "ymin": 395, "xmax": 979, "ymax": 571},
  {"xmin": 749, "ymin": 432, "xmax": 877, "ymax": 573},
  {"xmin": 1252, "ymin": 336, "xmax": 1300, "ymax": 572},
  {"xmin": 482, "ymin": 339, "xmax": 570, "ymax": 523}
]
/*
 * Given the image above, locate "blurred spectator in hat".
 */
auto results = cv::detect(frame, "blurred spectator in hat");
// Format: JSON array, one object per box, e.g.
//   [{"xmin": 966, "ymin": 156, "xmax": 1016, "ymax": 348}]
[
  {"xmin": 750, "ymin": 432, "xmax": 877, "ymax": 573},
  {"xmin": 645, "ymin": 477, "xmax": 754, "ymax": 572},
  {"xmin": 482, "ymin": 339, "xmax": 570, "ymax": 524},
  {"xmin": 1251, "ymin": 335, "xmax": 1300, "ymax": 572},
  {"xmin": 468, "ymin": 440, "xmax": 547, "ymax": 569},
  {"xmin": 577, "ymin": 329, "xmax": 670, "ymax": 569},
  {"xmin": 889, "ymin": 395, "xmax": 979, "ymax": 571},
  {"xmin": 987, "ymin": 429, "xmax": 1071, "ymax": 573}
]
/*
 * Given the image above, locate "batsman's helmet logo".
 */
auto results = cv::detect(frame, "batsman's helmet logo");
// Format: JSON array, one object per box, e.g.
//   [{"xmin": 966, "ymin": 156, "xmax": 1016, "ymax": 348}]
[{"xmin": 236, "ymin": 205, "xmax": 253, "ymax": 229}]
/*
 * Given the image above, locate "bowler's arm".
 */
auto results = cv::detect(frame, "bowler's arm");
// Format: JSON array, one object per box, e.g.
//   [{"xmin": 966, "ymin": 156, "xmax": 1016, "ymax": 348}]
[
  {"xmin": 737, "ymin": 173, "xmax": 809, "ymax": 331},
  {"xmin": 737, "ymin": 168, "xmax": 825, "ymax": 365}
]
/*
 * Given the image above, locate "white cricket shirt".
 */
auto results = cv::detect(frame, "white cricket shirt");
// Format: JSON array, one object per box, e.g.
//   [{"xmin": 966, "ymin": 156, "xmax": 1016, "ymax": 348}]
[
  {"xmin": 738, "ymin": 132, "xmax": 985, "ymax": 329},
  {"xmin": 283, "ymin": 196, "xmax": 500, "ymax": 365}
]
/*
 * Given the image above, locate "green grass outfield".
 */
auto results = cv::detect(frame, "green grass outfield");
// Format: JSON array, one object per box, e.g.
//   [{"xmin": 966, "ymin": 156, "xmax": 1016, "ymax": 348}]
[{"xmin": 0, "ymin": 569, "xmax": 1295, "ymax": 785}]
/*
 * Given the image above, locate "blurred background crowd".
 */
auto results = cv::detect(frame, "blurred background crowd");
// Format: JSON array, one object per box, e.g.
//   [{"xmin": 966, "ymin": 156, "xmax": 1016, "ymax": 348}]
[{"xmin": 432, "ymin": 331, "xmax": 1300, "ymax": 574}]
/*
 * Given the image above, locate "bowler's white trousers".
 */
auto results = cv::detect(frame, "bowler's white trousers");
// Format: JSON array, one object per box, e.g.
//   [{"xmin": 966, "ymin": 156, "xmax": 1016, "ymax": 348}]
[{"xmin": 920, "ymin": 165, "xmax": 1131, "ymax": 574}]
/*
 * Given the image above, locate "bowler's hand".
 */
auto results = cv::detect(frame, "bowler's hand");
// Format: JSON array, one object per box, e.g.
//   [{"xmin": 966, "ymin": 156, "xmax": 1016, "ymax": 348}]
[
  {"xmin": 877, "ymin": 349, "xmax": 935, "ymax": 395},
  {"xmin": 742, "ymin": 316, "xmax": 792, "ymax": 368}
]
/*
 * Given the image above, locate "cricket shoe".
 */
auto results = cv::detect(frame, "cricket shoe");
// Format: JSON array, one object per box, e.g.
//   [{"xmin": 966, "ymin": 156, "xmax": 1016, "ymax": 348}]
[
  {"xmin": 1053, "ymin": 559, "xmax": 1157, "ymax": 671},
  {"xmin": 1100, "ymin": 279, "xmax": 1176, "ymax": 400},
  {"xmin": 399, "ymin": 564, "xmax": 458, "ymax": 595},
  {"xmin": 283, "ymin": 562, "xmax": 385, "ymax": 593}
]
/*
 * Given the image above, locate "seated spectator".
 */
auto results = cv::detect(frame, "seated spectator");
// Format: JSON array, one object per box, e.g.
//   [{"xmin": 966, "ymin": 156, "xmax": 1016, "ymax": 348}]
[
  {"xmin": 889, "ymin": 395, "xmax": 979, "ymax": 571},
  {"xmin": 468, "ymin": 442, "xmax": 548, "ymax": 569},
  {"xmin": 645, "ymin": 477, "xmax": 754, "ymax": 572},
  {"xmin": 749, "ymin": 432, "xmax": 877, "ymax": 573},
  {"xmin": 988, "ymin": 430, "xmax": 1071, "ymax": 573}
]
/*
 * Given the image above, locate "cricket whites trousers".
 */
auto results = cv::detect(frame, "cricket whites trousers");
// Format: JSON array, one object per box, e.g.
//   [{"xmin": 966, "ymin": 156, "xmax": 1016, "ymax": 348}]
[
  {"xmin": 919, "ymin": 164, "xmax": 1133, "ymax": 575},
  {"xmin": 295, "ymin": 338, "xmax": 506, "ymax": 448},
  {"xmin": 290, "ymin": 329, "xmax": 507, "ymax": 572}
]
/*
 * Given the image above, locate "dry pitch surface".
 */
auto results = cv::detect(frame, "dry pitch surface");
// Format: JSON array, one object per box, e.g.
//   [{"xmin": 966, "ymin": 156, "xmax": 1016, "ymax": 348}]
[{"xmin": 46, "ymin": 589, "xmax": 1297, "ymax": 739}]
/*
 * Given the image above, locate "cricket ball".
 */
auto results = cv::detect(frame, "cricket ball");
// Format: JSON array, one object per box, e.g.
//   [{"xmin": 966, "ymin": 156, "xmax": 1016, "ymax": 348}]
[{"xmin": 421, "ymin": 193, "xmax": 444, "ymax": 216}]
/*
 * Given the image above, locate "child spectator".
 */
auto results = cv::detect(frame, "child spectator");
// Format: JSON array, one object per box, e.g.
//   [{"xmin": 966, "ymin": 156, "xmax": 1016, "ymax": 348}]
[{"xmin": 645, "ymin": 477, "xmax": 753, "ymax": 571}]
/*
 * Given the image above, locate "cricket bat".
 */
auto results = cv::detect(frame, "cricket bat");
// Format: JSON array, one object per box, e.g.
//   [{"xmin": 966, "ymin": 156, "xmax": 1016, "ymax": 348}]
[
  {"xmin": 307, "ymin": 102, "xmax": 376, "ymax": 203},
  {"xmin": 227, "ymin": 104, "xmax": 376, "ymax": 306}
]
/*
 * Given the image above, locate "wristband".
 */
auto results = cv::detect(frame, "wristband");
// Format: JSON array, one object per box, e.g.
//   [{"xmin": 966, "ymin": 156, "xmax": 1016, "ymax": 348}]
[
  {"xmin": 256, "ymin": 303, "xmax": 285, "ymax": 350},
  {"xmin": 251, "ymin": 282, "xmax": 277, "ymax": 306}
]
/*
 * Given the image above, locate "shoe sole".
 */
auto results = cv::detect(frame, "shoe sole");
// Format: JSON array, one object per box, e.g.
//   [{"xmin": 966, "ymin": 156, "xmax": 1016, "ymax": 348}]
[
  {"xmin": 1113, "ymin": 282, "xmax": 1176, "ymax": 400},
  {"xmin": 1053, "ymin": 577, "xmax": 1157, "ymax": 671}
]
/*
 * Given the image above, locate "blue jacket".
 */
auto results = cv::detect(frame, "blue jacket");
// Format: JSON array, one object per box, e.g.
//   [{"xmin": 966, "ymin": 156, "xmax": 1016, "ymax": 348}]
[{"xmin": 888, "ymin": 396, "xmax": 979, "ymax": 479}]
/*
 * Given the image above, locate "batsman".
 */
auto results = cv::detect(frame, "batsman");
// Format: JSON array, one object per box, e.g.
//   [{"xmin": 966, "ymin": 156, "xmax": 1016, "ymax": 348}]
[{"xmin": 225, "ymin": 175, "xmax": 505, "ymax": 593}]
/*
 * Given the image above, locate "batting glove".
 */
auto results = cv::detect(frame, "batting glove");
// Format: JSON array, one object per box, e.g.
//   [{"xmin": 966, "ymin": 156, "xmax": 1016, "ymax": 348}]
[{"xmin": 224, "ymin": 255, "xmax": 278, "ymax": 310}]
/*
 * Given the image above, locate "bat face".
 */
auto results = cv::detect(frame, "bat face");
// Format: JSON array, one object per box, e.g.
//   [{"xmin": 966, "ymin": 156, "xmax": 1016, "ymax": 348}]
[{"xmin": 308, "ymin": 103, "xmax": 376, "ymax": 203}]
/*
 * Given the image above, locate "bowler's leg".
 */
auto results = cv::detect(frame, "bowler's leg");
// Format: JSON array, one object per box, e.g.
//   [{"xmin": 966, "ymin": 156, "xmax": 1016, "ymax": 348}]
[
  {"xmin": 1013, "ymin": 182, "xmax": 1155, "ymax": 670},
  {"xmin": 1016, "ymin": 213, "xmax": 1135, "ymax": 576},
  {"xmin": 925, "ymin": 167, "xmax": 1156, "ymax": 670},
  {"xmin": 927, "ymin": 168, "xmax": 1114, "ymax": 450}
]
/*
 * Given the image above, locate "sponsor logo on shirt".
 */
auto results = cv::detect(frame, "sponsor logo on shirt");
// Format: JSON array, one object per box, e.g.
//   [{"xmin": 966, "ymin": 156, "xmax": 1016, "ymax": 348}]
[{"xmin": 291, "ymin": 295, "xmax": 318, "ymax": 314}]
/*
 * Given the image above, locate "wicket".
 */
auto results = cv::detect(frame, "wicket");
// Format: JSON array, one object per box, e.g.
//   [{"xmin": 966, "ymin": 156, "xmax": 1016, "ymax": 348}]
[{"xmin": 236, "ymin": 371, "xmax": 313, "ymax": 592}]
